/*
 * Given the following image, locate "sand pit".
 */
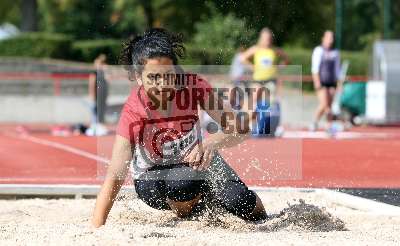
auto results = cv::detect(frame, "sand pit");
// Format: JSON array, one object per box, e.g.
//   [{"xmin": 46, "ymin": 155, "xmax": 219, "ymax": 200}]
[{"xmin": 1, "ymin": 190, "xmax": 400, "ymax": 245}]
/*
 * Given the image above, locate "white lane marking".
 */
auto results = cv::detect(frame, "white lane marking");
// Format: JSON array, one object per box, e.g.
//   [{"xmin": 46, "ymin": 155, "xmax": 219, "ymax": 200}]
[
  {"xmin": 317, "ymin": 189, "xmax": 400, "ymax": 216},
  {"xmin": 17, "ymin": 134, "xmax": 110, "ymax": 164},
  {"xmin": 250, "ymin": 186, "xmax": 400, "ymax": 215},
  {"xmin": 0, "ymin": 184, "xmax": 133, "ymax": 197}
]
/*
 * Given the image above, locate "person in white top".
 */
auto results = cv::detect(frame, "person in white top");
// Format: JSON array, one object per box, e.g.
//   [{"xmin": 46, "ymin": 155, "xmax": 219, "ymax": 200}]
[{"xmin": 310, "ymin": 30, "xmax": 341, "ymax": 131}]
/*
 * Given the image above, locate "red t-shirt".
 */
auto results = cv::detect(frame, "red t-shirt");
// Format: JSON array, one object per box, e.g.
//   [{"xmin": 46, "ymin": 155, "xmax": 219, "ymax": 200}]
[{"xmin": 116, "ymin": 73, "xmax": 212, "ymax": 176}]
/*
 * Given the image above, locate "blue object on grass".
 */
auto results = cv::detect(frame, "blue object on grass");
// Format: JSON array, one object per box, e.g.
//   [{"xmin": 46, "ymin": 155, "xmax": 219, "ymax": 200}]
[{"xmin": 252, "ymin": 100, "xmax": 280, "ymax": 137}]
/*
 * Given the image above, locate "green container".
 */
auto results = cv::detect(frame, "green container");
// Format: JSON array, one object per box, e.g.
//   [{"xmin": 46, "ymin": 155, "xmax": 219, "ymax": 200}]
[{"xmin": 340, "ymin": 82, "xmax": 366, "ymax": 116}]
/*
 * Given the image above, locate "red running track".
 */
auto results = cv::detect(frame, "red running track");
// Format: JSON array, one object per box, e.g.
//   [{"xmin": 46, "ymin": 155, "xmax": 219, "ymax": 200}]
[{"xmin": 1, "ymin": 125, "xmax": 400, "ymax": 188}]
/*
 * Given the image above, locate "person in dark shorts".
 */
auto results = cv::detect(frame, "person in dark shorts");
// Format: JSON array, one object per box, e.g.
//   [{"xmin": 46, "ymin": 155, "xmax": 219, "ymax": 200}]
[
  {"xmin": 134, "ymin": 153, "xmax": 260, "ymax": 220},
  {"xmin": 92, "ymin": 28, "xmax": 267, "ymax": 228},
  {"xmin": 310, "ymin": 30, "xmax": 341, "ymax": 131},
  {"xmin": 240, "ymin": 28, "xmax": 289, "ymax": 137}
]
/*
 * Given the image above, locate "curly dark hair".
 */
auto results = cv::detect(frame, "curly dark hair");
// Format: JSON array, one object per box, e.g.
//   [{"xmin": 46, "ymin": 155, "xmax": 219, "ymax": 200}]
[{"xmin": 119, "ymin": 28, "xmax": 185, "ymax": 78}]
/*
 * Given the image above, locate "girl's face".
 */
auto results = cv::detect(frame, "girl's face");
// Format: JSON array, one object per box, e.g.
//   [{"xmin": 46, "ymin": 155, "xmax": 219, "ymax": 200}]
[
  {"xmin": 322, "ymin": 31, "xmax": 334, "ymax": 49},
  {"xmin": 139, "ymin": 57, "xmax": 176, "ymax": 92},
  {"xmin": 259, "ymin": 31, "xmax": 273, "ymax": 47}
]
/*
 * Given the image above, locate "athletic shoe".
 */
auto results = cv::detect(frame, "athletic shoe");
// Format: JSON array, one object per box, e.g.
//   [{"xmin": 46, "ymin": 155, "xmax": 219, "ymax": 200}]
[
  {"xmin": 326, "ymin": 124, "xmax": 338, "ymax": 137},
  {"xmin": 85, "ymin": 123, "xmax": 109, "ymax": 136},
  {"xmin": 274, "ymin": 125, "xmax": 285, "ymax": 137},
  {"xmin": 308, "ymin": 122, "xmax": 318, "ymax": 132}
]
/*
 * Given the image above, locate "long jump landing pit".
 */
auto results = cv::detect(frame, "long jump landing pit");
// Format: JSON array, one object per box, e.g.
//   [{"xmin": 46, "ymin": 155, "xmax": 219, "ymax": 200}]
[{"xmin": 1, "ymin": 188, "xmax": 400, "ymax": 245}]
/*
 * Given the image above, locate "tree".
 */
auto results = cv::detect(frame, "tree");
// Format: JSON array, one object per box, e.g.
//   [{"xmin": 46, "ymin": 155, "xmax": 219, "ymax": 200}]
[
  {"xmin": 38, "ymin": 0, "xmax": 114, "ymax": 39},
  {"xmin": 392, "ymin": 0, "xmax": 400, "ymax": 39},
  {"xmin": 138, "ymin": 0, "xmax": 154, "ymax": 28},
  {"xmin": 192, "ymin": 11, "xmax": 256, "ymax": 52},
  {"xmin": 20, "ymin": 0, "xmax": 38, "ymax": 31},
  {"xmin": 0, "ymin": 1, "xmax": 19, "ymax": 26},
  {"xmin": 213, "ymin": 0, "xmax": 335, "ymax": 48}
]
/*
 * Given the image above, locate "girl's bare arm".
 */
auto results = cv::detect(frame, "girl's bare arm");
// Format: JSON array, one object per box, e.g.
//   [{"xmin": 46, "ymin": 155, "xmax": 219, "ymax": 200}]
[
  {"xmin": 203, "ymin": 98, "xmax": 250, "ymax": 149},
  {"xmin": 275, "ymin": 48, "xmax": 290, "ymax": 65},
  {"xmin": 92, "ymin": 135, "xmax": 132, "ymax": 227},
  {"xmin": 312, "ymin": 74, "xmax": 321, "ymax": 89},
  {"xmin": 240, "ymin": 46, "xmax": 257, "ymax": 70}
]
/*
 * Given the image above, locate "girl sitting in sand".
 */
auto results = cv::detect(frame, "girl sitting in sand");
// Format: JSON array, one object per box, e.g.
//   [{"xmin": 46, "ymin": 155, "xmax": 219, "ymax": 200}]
[{"xmin": 92, "ymin": 28, "xmax": 267, "ymax": 227}]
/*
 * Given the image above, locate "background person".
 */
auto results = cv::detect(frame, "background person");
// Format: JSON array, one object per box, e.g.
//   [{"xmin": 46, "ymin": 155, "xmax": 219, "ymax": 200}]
[
  {"xmin": 228, "ymin": 46, "xmax": 252, "ymax": 114},
  {"xmin": 87, "ymin": 54, "xmax": 109, "ymax": 136},
  {"xmin": 240, "ymin": 28, "xmax": 289, "ymax": 136},
  {"xmin": 240, "ymin": 28, "xmax": 290, "ymax": 103},
  {"xmin": 310, "ymin": 30, "xmax": 341, "ymax": 131},
  {"xmin": 230, "ymin": 46, "xmax": 250, "ymax": 87}
]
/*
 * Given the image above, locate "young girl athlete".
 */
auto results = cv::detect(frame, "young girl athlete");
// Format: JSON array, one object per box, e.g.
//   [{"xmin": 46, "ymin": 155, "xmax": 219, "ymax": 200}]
[{"xmin": 92, "ymin": 28, "xmax": 267, "ymax": 227}]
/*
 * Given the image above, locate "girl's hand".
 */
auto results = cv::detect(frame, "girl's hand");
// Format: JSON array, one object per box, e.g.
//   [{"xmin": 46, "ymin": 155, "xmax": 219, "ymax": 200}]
[
  {"xmin": 91, "ymin": 212, "xmax": 108, "ymax": 228},
  {"xmin": 184, "ymin": 140, "xmax": 216, "ymax": 171}
]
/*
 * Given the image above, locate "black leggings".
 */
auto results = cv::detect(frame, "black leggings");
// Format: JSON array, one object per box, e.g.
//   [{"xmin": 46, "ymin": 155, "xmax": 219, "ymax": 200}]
[{"xmin": 134, "ymin": 153, "xmax": 258, "ymax": 220}]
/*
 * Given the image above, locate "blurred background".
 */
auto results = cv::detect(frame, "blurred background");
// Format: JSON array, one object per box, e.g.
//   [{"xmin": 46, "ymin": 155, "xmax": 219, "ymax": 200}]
[
  {"xmin": 0, "ymin": 0, "xmax": 399, "ymax": 123},
  {"xmin": 0, "ymin": 0, "xmax": 399, "ymax": 68}
]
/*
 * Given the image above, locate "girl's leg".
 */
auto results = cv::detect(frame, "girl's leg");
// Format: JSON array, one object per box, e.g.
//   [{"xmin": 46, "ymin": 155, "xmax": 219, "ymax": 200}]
[
  {"xmin": 134, "ymin": 166, "xmax": 170, "ymax": 210},
  {"xmin": 134, "ymin": 178, "xmax": 170, "ymax": 210},
  {"xmin": 313, "ymin": 87, "xmax": 329, "ymax": 128},
  {"xmin": 252, "ymin": 82, "xmax": 263, "ymax": 113},
  {"xmin": 205, "ymin": 152, "xmax": 267, "ymax": 221},
  {"xmin": 325, "ymin": 86, "xmax": 336, "ymax": 122},
  {"xmin": 135, "ymin": 155, "xmax": 267, "ymax": 220},
  {"xmin": 164, "ymin": 165, "xmax": 205, "ymax": 217},
  {"xmin": 134, "ymin": 164, "xmax": 205, "ymax": 217},
  {"xmin": 217, "ymin": 179, "xmax": 266, "ymax": 221},
  {"xmin": 166, "ymin": 193, "xmax": 202, "ymax": 218}
]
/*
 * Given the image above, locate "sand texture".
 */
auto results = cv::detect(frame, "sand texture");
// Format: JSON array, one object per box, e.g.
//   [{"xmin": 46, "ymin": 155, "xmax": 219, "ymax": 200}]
[{"xmin": 1, "ymin": 190, "xmax": 400, "ymax": 245}]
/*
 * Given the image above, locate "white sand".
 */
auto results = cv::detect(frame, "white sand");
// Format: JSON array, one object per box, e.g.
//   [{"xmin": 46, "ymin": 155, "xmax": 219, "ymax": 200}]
[{"xmin": 1, "ymin": 190, "xmax": 400, "ymax": 245}]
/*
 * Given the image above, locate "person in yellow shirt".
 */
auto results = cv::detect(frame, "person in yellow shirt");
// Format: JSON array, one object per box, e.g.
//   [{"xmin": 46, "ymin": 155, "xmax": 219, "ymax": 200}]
[
  {"xmin": 240, "ymin": 28, "xmax": 289, "ymax": 109},
  {"xmin": 239, "ymin": 28, "xmax": 289, "ymax": 137}
]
